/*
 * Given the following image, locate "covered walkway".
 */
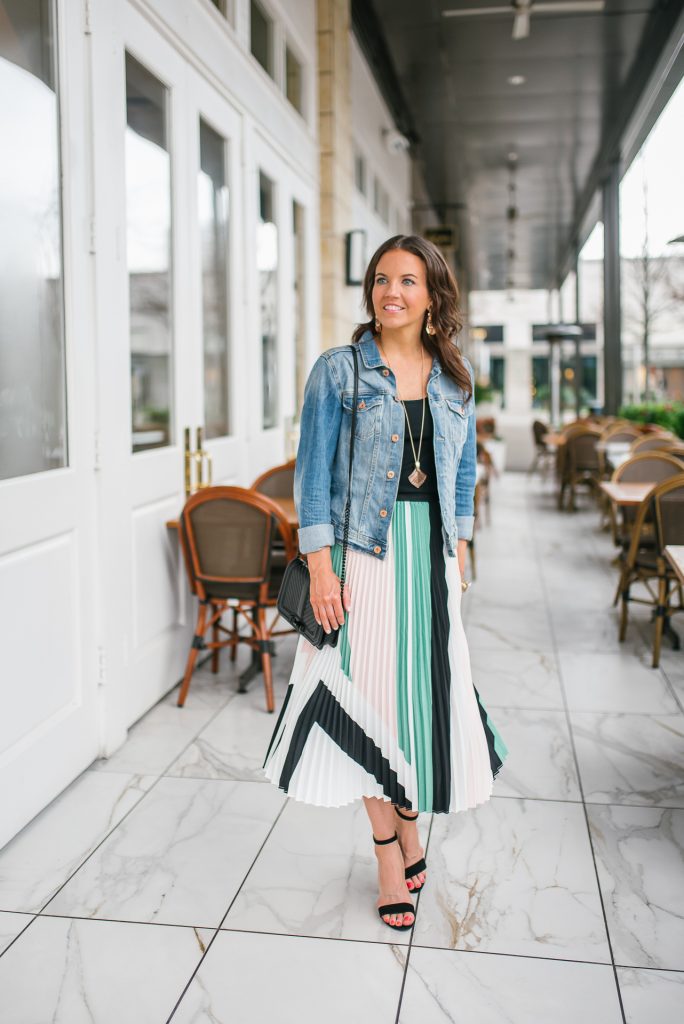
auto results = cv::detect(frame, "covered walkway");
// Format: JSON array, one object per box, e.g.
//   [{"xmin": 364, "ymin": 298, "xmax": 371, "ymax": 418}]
[{"xmin": 0, "ymin": 473, "xmax": 681, "ymax": 1022}]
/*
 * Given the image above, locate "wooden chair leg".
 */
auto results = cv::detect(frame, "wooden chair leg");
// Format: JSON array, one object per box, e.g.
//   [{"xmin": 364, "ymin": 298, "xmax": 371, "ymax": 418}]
[
  {"xmin": 230, "ymin": 607, "xmax": 238, "ymax": 662},
  {"xmin": 178, "ymin": 601, "xmax": 208, "ymax": 707},
  {"xmin": 618, "ymin": 585, "xmax": 629, "ymax": 643},
  {"xmin": 212, "ymin": 610, "xmax": 220, "ymax": 674},
  {"xmin": 256, "ymin": 604, "xmax": 275, "ymax": 713},
  {"xmin": 653, "ymin": 571, "xmax": 668, "ymax": 668},
  {"xmin": 613, "ymin": 564, "xmax": 625, "ymax": 607}
]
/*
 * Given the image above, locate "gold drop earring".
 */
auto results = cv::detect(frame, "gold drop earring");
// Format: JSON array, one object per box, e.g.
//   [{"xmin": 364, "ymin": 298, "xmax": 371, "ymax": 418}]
[
  {"xmin": 374, "ymin": 314, "xmax": 382, "ymax": 333},
  {"xmin": 425, "ymin": 305, "xmax": 436, "ymax": 336}
]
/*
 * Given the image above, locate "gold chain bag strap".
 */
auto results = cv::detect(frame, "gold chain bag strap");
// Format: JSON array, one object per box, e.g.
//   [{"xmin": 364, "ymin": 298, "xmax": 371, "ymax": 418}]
[{"xmin": 276, "ymin": 344, "xmax": 359, "ymax": 649}]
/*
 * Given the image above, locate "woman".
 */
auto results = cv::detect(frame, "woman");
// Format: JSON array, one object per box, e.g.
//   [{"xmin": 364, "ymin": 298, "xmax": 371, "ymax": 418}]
[{"xmin": 262, "ymin": 235, "xmax": 508, "ymax": 931}]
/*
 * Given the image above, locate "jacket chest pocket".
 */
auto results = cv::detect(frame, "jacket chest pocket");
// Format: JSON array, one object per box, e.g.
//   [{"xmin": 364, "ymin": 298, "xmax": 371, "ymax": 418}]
[
  {"xmin": 342, "ymin": 392, "xmax": 384, "ymax": 441},
  {"xmin": 444, "ymin": 397, "xmax": 472, "ymax": 441}
]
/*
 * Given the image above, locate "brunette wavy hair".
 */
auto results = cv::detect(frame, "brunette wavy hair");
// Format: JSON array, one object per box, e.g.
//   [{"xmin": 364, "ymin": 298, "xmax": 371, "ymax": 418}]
[{"xmin": 351, "ymin": 234, "xmax": 471, "ymax": 399}]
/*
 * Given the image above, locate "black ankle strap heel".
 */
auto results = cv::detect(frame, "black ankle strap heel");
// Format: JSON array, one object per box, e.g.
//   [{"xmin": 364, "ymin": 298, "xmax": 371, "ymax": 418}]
[
  {"xmin": 394, "ymin": 807, "xmax": 419, "ymax": 822},
  {"xmin": 393, "ymin": 808, "xmax": 427, "ymax": 887},
  {"xmin": 372, "ymin": 832, "xmax": 415, "ymax": 931}
]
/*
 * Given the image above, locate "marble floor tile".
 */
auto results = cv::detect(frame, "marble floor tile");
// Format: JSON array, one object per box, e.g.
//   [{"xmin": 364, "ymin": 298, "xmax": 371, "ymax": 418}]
[
  {"xmin": 558, "ymin": 650, "xmax": 679, "ymax": 714},
  {"xmin": 0, "ymin": 915, "xmax": 202, "ymax": 1024},
  {"xmin": 651, "ymin": 647, "xmax": 684, "ymax": 709},
  {"xmin": 166, "ymin": 686, "xmax": 281, "ymax": 783},
  {"xmin": 0, "ymin": 770, "xmax": 156, "ymax": 913},
  {"xmin": 470, "ymin": 648, "xmax": 565, "ymax": 710},
  {"xmin": 46, "ymin": 779, "xmax": 285, "ymax": 928},
  {"xmin": 617, "ymin": 967, "xmax": 684, "ymax": 1024},
  {"xmin": 223, "ymin": 799, "xmax": 429, "ymax": 943},
  {"xmin": 399, "ymin": 947, "xmax": 622, "ymax": 1024},
  {"xmin": 571, "ymin": 712, "xmax": 684, "ymax": 806},
  {"xmin": 466, "ymin": 608, "xmax": 555, "ymax": 654},
  {"xmin": 161, "ymin": 661, "xmax": 238, "ymax": 710},
  {"xmin": 0, "ymin": 911, "xmax": 33, "ymax": 955},
  {"xmin": 588, "ymin": 804, "xmax": 684, "ymax": 970},
  {"xmin": 413, "ymin": 797, "xmax": 610, "ymax": 962},
  {"xmin": 550, "ymin": 608, "xmax": 634, "ymax": 653},
  {"xmin": 490, "ymin": 708, "xmax": 581, "ymax": 801},
  {"xmin": 91, "ymin": 702, "xmax": 219, "ymax": 776},
  {"xmin": 171, "ymin": 930, "xmax": 406, "ymax": 1024}
]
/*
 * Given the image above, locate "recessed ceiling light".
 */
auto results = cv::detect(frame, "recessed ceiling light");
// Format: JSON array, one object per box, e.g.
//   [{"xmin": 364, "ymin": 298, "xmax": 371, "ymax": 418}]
[{"xmin": 508, "ymin": 75, "xmax": 525, "ymax": 86}]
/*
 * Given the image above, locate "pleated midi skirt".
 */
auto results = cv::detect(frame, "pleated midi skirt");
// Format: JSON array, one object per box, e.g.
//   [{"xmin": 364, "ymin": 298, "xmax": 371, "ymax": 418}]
[{"xmin": 262, "ymin": 498, "xmax": 508, "ymax": 814}]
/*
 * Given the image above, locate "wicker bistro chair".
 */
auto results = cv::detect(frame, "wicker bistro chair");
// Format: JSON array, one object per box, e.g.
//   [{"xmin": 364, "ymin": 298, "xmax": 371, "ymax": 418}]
[
  {"xmin": 557, "ymin": 426, "xmax": 602, "ymax": 510},
  {"xmin": 527, "ymin": 420, "xmax": 555, "ymax": 479},
  {"xmin": 667, "ymin": 445, "xmax": 684, "ymax": 464},
  {"xmin": 630, "ymin": 434, "xmax": 677, "ymax": 455},
  {"xmin": 617, "ymin": 474, "xmax": 684, "ymax": 667},
  {"xmin": 609, "ymin": 451, "xmax": 684, "ymax": 555},
  {"xmin": 252, "ymin": 460, "xmax": 296, "ymax": 499},
  {"xmin": 597, "ymin": 422, "xmax": 644, "ymax": 478},
  {"xmin": 177, "ymin": 486, "xmax": 298, "ymax": 712}
]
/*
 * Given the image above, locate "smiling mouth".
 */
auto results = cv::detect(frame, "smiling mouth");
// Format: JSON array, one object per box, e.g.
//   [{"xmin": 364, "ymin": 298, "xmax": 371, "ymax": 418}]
[{"xmin": 383, "ymin": 305, "xmax": 404, "ymax": 311}]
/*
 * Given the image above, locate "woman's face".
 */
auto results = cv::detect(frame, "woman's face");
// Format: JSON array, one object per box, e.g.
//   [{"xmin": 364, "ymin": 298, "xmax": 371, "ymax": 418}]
[{"xmin": 371, "ymin": 249, "xmax": 431, "ymax": 334}]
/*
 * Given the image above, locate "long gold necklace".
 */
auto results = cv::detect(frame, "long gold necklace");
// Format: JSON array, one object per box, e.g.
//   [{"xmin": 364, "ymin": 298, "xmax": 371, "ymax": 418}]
[{"xmin": 378, "ymin": 340, "xmax": 427, "ymax": 488}]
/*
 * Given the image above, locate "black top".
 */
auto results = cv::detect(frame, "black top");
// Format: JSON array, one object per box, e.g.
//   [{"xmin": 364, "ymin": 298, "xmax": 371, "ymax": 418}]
[{"xmin": 396, "ymin": 398, "xmax": 439, "ymax": 502}]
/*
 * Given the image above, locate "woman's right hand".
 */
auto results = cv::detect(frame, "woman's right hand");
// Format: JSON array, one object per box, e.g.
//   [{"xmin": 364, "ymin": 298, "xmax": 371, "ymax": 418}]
[{"xmin": 307, "ymin": 547, "xmax": 351, "ymax": 634}]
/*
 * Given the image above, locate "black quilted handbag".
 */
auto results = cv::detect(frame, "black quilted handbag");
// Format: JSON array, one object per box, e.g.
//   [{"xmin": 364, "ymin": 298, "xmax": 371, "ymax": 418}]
[{"xmin": 276, "ymin": 344, "xmax": 359, "ymax": 649}]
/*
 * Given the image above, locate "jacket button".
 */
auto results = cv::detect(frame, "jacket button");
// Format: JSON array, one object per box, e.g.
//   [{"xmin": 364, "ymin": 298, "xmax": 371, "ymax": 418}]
[
  {"xmin": 373, "ymin": 545, "xmax": 382, "ymax": 554},
  {"xmin": 382, "ymin": 368, "xmax": 390, "ymax": 376},
  {"xmin": 358, "ymin": 400, "xmax": 366, "ymax": 409},
  {"xmin": 387, "ymin": 470, "xmax": 395, "ymax": 479},
  {"xmin": 391, "ymin": 433, "xmax": 399, "ymax": 442},
  {"xmin": 379, "ymin": 508, "xmax": 388, "ymax": 518}
]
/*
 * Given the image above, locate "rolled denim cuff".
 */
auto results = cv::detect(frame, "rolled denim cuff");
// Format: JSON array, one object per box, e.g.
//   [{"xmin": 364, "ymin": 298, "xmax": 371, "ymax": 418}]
[
  {"xmin": 297, "ymin": 523, "xmax": 335, "ymax": 554},
  {"xmin": 455, "ymin": 515, "xmax": 474, "ymax": 542}
]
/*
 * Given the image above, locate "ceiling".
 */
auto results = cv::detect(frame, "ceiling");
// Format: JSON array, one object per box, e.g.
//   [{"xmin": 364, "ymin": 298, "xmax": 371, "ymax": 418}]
[{"xmin": 355, "ymin": 0, "xmax": 683, "ymax": 291}]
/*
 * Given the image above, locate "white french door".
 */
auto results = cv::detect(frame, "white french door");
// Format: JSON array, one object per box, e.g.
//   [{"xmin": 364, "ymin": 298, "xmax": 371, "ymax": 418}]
[
  {"xmin": 0, "ymin": 1, "xmax": 100, "ymax": 846},
  {"xmin": 95, "ymin": 5, "xmax": 253, "ymax": 748}
]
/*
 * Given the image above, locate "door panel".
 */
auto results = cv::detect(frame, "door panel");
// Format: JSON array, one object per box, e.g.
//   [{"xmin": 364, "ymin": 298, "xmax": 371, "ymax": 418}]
[{"xmin": 0, "ymin": 0, "xmax": 99, "ymax": 847}]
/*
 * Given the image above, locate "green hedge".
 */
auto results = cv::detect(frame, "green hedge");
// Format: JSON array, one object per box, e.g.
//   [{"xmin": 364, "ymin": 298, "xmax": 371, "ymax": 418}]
[{"xmin": 618, "ymin": 402, "xmax": 684, "ymax": 439}]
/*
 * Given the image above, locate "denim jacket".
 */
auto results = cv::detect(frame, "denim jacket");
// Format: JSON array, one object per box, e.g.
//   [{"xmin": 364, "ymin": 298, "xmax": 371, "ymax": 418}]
[{"xmin": 294, "ymin": 329, "xmax": 477, "ymax": 560}]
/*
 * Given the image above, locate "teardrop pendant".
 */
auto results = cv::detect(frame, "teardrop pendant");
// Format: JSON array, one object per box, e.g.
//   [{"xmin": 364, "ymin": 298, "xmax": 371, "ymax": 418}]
[{"xmin": 408, "ymin": 466, "xmax": 427, "ymax": 488}]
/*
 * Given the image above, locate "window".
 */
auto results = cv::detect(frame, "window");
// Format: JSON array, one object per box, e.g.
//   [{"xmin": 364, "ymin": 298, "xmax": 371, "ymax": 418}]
[
  {"xmin": 354, "ymin": 151, "xmax": 366, "ymax": 195},
  {"xmin": 198, "ymin": 119, "xmax": 230, "ymax": 439},
  {"xmin": 490, "ymin": 356, "xmax": 505, "ymax": 408},
  {"xmin": 251, "ymin": 1, "xmax": 273, "ymax": 78},
  {"xmin": 373, "ymin": 177, "xmax": 389, "ymax": 223},
  {"xmin": 126, "ymin": 54, "xmax": 173, "ymax": 453},
  {"xmin": 0, "ymin": 0, "xmax": 67, "ymax": 481},
  {"xmin": 531, "ymin": 356, "xmax": 550, "ymax": 410},
  {"xmin": 258, "ymin": 172, "xmax": 278, "ymax": 429},
  {"xmin": 292, "ymin": 201, "xmax": 306, "ymax": 419},
  {"xmin": 532, "ymin": 355, "xmax": 598, "ymax": 412},
  {"xmin": 472, "ymin": 325, "xmax": 504, "ymax": 343},
  {"xmin": 285, "ymin": 45, "xmax": 303, "ymax": 114}
]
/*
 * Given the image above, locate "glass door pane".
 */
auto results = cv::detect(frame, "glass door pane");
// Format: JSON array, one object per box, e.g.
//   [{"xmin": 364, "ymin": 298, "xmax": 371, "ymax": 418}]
[
  {"xmin": 199, "ymin": 119, "xmax": 230, "ymax": 439},
  {"xmin": 0, "ymin": 0, "xmax": 66, "ymax": 480},
  {"xmin": 125, "ymin": 53, "xmax": 173, "ymax": 453},
  {"xmin": 292, "ymin": 200, "xmax": 306, "ymax": 418},
  {"xmin": 258, "ymin": 171, "xmax": 278, "ymax": 430}
]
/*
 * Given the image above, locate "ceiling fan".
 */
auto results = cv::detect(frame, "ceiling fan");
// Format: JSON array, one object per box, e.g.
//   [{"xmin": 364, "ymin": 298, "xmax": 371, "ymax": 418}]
[{"xmin": 442, "ymin": 1, "xmax": 605, "ymax": 41}]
